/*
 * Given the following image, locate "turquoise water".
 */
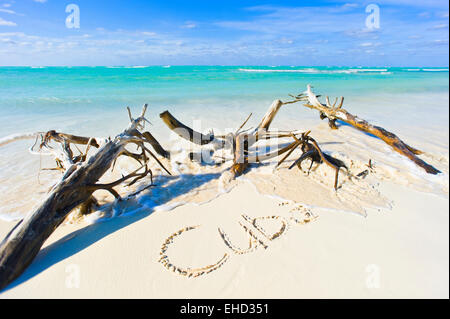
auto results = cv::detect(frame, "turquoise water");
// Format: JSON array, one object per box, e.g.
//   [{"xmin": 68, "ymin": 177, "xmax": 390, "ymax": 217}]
[
  {"xmin": 0, "ymin": 66, "xmax": 448, "ymax": 139},
  {"xmin": 0, "ymin": 66, "xmax": 448, "ymax": 219}
]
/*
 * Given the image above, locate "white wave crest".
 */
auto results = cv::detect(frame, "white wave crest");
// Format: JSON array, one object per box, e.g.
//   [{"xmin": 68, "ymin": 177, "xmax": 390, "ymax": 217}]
[
  {"xmin": 422, "ymin": 68, "xmax": 449, "ymax": 72},
  {"xmin": 0, "ymin": 132, "xmax": 37, "ymax": 147},
  {"xmin": 238, "ymin": 68, "xmax": 391, "ymax": 74}
]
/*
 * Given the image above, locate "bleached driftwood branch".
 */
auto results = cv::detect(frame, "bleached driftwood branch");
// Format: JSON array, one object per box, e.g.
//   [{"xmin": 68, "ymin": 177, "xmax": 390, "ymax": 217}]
[
  {"xmin": 292, "ymin": 85, "xmax": 440, "ymax": 175},
  {"xmin": 159, "ymin": 111, "xmax": 226, "ymax": 150},
  {"xmin": 0, "ymin": 105, "xmax": 171, "ymax": 290}
]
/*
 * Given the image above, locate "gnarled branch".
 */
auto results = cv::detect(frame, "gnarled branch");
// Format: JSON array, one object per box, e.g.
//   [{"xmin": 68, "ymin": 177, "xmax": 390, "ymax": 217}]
[
  {"xmin": 0, "ymin": 105, "xmax": 170, "ymax": 290},
  {"xmin": 293, "ymin": 85, "xmax": 440, "ymax": 175}
]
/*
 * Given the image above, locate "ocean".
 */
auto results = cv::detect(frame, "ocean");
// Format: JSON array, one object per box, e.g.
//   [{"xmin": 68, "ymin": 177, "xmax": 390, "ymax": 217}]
[
  {"xmin": 0, "ymin": 66, "xmax": 448, "ymax": 220},
  {"xmin": 0, "ymin": 66, "xmax": 448, "ymax": 138}
]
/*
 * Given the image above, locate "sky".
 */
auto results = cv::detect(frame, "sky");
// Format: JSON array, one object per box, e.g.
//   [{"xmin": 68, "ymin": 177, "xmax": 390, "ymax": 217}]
[{"xmin": 0, "ymin": 0, "xmax": 448, "ymax": 66}]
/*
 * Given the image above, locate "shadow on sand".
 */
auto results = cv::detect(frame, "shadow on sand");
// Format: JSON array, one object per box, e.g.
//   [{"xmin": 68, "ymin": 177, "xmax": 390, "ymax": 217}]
[
  {"xmin": 2, "ymin": 172, "xmax": 222, "ymax": 292},
  {"xmin": 335, "ymin": 120, "xmax": 379, "ymax": 139}
]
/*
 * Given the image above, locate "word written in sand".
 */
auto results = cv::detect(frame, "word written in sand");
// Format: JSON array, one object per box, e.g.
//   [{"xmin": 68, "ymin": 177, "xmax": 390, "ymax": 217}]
[{"xmin": 159, "ymin": 204, "xmax": 317, "ymax": 277}]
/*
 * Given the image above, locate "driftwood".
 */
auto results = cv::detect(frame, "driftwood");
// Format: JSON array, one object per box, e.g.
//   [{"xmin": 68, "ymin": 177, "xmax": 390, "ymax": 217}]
[
  {"xmin": 288, "ymin": 85, "xmax": 440, "ymax": 175},
  {"xmin": 159, "ymin": 99, "xmax": 346, "ymax": 188},
  {"xmin": 159, "ymin": 100, "xmax": 293, "ymax": 176},
  {"xmin": 230, "ymin": 99, "xmax": 285, "ymax": 176},
  {"xmin": 274, "ymin": 131, "xmax": 349, "ymax": 190},
  {"xmin": 0, "ymin": 105, "xmax": 170, "ymax": 290},
  {"xmin": 160, "ymin": 111, "xmax": 215, "ymax": 146}
]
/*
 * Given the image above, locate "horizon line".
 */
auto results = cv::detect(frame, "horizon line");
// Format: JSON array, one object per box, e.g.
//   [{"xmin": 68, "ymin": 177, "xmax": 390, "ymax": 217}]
[{"xmin": 0, "ymin": 65, "xmax": 449, "ymax": 68}]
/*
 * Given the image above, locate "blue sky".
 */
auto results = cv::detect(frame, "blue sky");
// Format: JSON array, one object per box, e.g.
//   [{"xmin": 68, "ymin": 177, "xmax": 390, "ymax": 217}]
[{"xmin": 0, "ymin": 0, "xmax": 448, "ymax": 66}]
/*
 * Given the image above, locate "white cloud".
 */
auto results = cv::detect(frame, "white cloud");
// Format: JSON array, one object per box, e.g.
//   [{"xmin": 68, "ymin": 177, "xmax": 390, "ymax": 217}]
[
  {"xmin": 418, "ymin": 12, "xmax": 432, "ymax": 18},
  {"xmin": 432, "ymin": 39, "xmax": 449, "ymax": 45},
  {"xmin": 182, "ymin": 22, "xmax": 197, "ymax": 29},
  {"xmin": 342, "ymin": 3, "xmax": 359, "ymax": 8},
  {"xmin": 360, "ymin": 42, "xmax": 381, "ymax": 47},
  {"xmin": 0, "ymin": 8, "xmax": 15, "ymax": 14},
  {"xmin": 217, "ymin": 6, "xmax": 365, "ymax": 35},
  {"xmin": 0, "ymin": 32, "xmax": 25, "ymax": 37},
  {"xmin": 278, "ymin": 37, "xmax": 293, "ymax": 44},
  {"xmin": 33, "ymin": 0, "xmax": 47, "ymax": 3},
  {"xmin": 141, "ymin": 31, "xmax": 157, "ymax": 37},
  {"xmin": 0, "ymin": 17, "xmax": 16, "ymax": 26},
  {"xmin": 430, "ymin": 24, "xmax": 449, "ymax": 30}
]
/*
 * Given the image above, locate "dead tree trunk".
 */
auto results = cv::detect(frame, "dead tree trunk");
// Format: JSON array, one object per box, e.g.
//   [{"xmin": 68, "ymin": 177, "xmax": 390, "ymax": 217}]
[
  {"xmin": 292, "ymin": 85, "xmax": 440, "ymax": 175},
  {"xmin": 0, "ymin": 105, "xmax": 170, "ymax": 290},
  {"xmin": 230, "ymin": 99, "xmax": 285, "ymax": 176}
]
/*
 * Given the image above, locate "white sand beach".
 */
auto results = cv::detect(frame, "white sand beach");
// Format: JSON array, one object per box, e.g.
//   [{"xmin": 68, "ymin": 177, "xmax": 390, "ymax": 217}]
[{"xmin": 0, "ymin": 180, "xmax": 447, "ymax": 298}]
